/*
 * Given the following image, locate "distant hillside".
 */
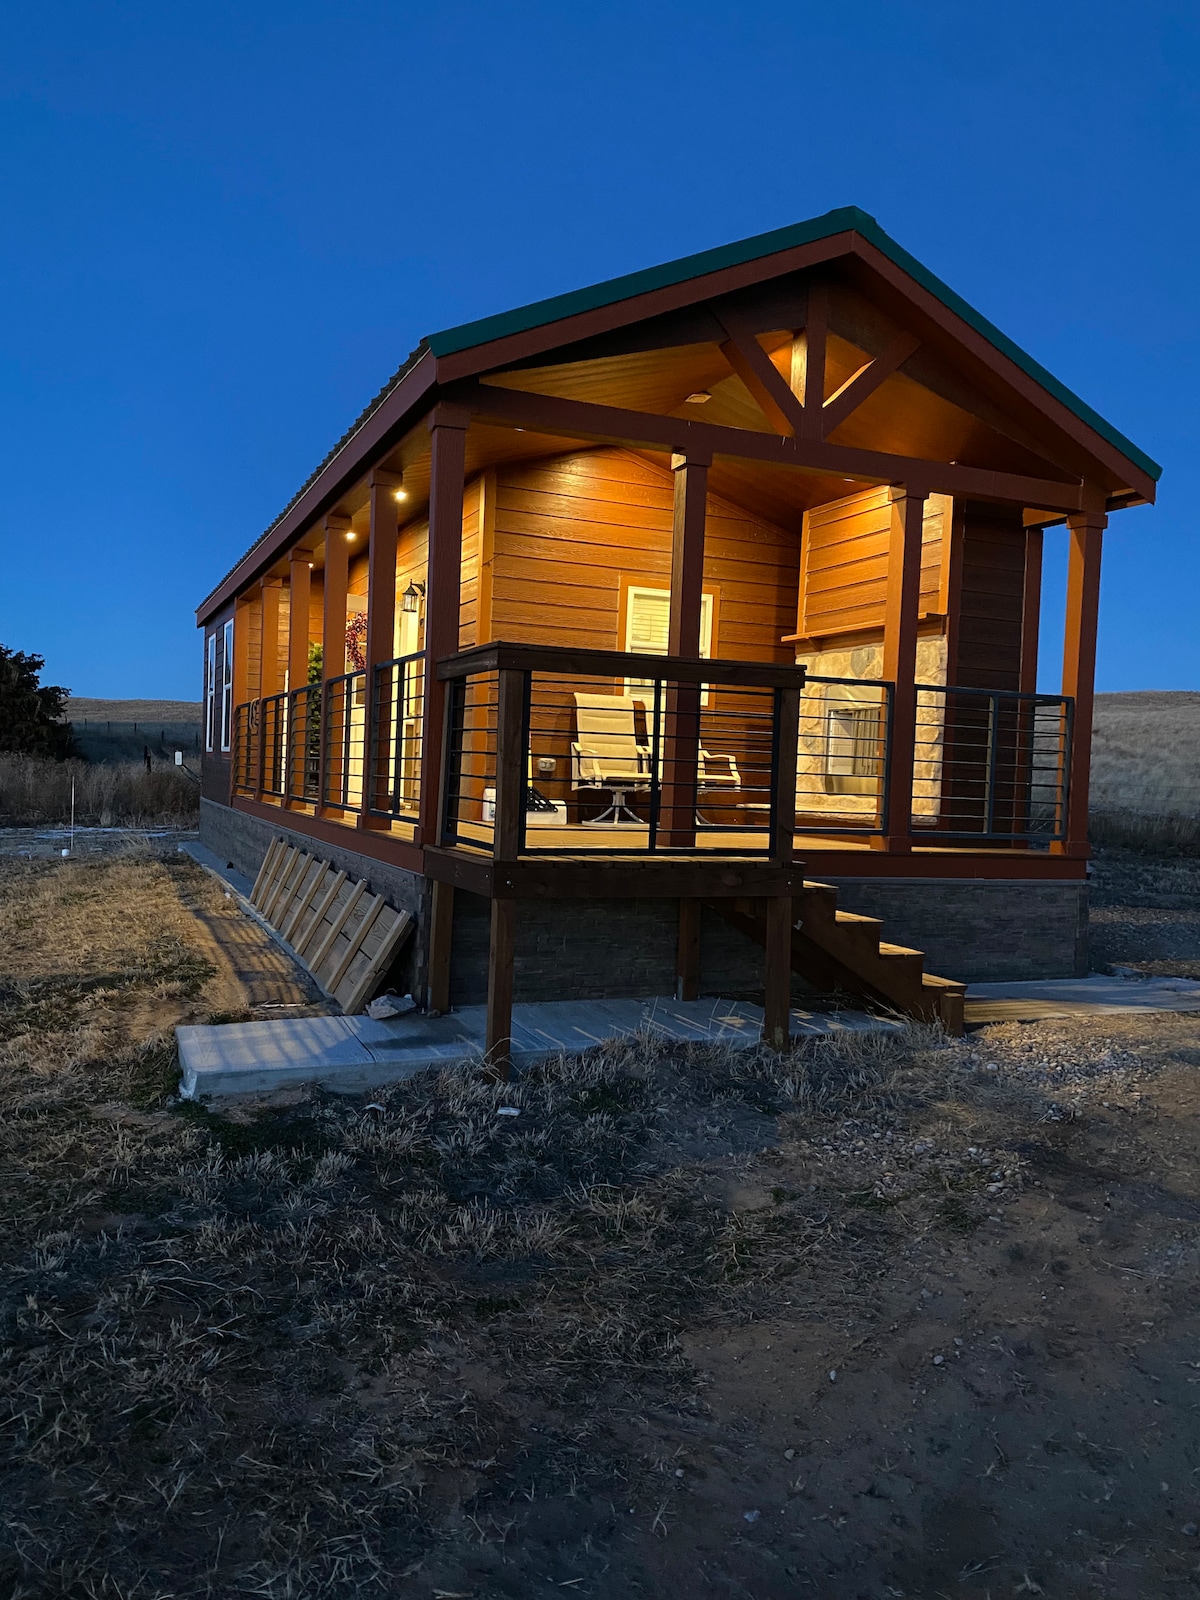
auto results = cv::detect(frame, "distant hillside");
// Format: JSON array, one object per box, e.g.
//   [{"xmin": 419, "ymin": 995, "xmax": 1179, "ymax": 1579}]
[
  {"xmin": 67, "ymin": 698, "xmax": 202, "ymax": 723},
  {"xmin": 64, "ymin": 699, "xmax": 203, "ymax": 765},
  {"xmin": 1091, "ymin": 691, "xmax": 1200, "ymax": 817}
]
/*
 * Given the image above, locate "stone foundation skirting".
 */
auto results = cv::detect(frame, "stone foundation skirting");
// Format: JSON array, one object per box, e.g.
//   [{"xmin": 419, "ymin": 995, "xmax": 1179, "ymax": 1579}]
[{"xmin": 201, "ymin": 800, "xmax": 1087, "ymax": 1002}]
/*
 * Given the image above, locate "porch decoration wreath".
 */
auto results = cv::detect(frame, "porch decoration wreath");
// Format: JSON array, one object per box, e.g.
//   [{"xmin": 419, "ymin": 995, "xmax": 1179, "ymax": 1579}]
[{"xmin": 345, "ymin": 612, "xmax": 367, "ymax": 672}]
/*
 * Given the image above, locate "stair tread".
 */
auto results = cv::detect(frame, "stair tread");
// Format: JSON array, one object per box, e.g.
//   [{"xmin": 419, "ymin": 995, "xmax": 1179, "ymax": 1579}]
[
  {"xmin": 876, "ymin": 942, "xmax": 925, "ymax": 959},
  {"xmin": 921, "ymin": 972, "xmax": 968, "ymax": 993}
]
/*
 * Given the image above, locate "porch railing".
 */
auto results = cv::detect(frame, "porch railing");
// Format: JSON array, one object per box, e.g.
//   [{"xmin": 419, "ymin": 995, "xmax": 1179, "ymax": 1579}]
[
  {"xmin": 796, "ymin": 674, "xmax": 893, "ymax": 836},
  {"xmin": 230, "ymin": 652, "xmax": 424, "ymax": 822},
  {"xmin": 367, "ymin": 652, "xmax": 425, "ymax": 822},
  {"xmin": 437, "ymin": 642, "xmax": 805, "ymax": 859},
  {"xmin": 231, "ymin": 655, "xmax": 1071, "ymax": 851},
  {"xmin": 913, "ymin": 685, "xmax": 1072, "ymax": 843}
]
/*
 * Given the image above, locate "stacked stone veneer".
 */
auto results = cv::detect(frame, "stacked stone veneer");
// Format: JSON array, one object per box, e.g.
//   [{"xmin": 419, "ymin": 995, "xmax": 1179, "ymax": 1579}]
[{"xmin": 201, "ymin": 799, "xmax": 1088, "ymax": 1006}]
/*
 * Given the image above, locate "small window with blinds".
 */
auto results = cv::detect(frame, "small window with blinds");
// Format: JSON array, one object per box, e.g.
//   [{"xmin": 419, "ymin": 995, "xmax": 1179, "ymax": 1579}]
[
  {"xmin": 220, "ymin": 619, "xmax": 235, "ymax": 751},
  {"xmin": 205, "ymin": 632, "xmax": 217, "ymax": 752},
  {"xmin": 622, "ymin": 585, "xmax": 714, "ymax": 701}
]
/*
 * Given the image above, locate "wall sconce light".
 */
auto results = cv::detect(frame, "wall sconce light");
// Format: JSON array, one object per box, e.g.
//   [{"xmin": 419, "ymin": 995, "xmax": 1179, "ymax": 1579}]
[
  {"xmin": 401, "ymin": 580, "xmax": 426, "ymax": 614},
  {"xmin": 393, "ymin": 486, "xmax": 409, "ymax": 503}
]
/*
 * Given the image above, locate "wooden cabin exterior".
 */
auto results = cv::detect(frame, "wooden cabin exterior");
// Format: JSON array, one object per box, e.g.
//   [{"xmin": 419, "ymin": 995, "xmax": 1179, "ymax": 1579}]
[{"xmin": 195, "ymin": 206, "xmax": 1159, "ymax": 1053}]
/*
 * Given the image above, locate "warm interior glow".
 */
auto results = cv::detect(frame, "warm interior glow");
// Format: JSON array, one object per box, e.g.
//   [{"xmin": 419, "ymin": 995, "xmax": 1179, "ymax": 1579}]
[{"xmin": 393, "ymin": 488, "xmax": 408, "ymax": 502}]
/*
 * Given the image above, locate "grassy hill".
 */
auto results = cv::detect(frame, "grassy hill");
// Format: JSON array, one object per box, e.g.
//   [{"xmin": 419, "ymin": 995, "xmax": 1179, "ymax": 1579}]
[{"xmin": 67, "ymin": 698, "xmax": 202, "ymax": 723}]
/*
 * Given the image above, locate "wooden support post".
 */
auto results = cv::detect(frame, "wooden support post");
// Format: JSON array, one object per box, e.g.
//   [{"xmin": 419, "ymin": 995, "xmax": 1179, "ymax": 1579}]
[
  {"xmin": 362, "ymin": 469, "xmax": 401, "ymax": 824},
  {"xmin": 261, "ymin": 581, "xmax": 284, "ymax": 696},
  {"xmin": 880, "ymin": 486, "xmax": 927, "ymax": 852},
  {"xmin": 770, "ymin": 685, "xmax": 801, "ymax": 865},
  {"xmin": 485, "ymin": 896, "xmax": 516, "ymax": 1077},
  {"xmin": 1056, "ymin": 504, "xmax": 1106, "ymax": 856},
  {"xmin": 427, "ymin": 880, "xmax": 454, "ymax": 1013},
  {"xmin": 762, "ymin": 894, "xmax": 792, "ymax": 1049},
  {"xmin": 676, "ymin": 898, "xmax": 701, "ymax": 1001},
  {"xmin": 1019, "ymin": 527, "xmax": 1044, "ymax": 696},
  {"xmin": 288, "ymin": 551, "xmax": 312, "ymax": 692},
  {"xmin": 493, "ymin": 667, "xmax": 527, "ymax": 860},
  {"xmin": 419, "ymin": 406, "xmax": 469, "ymax": 845},
  {"xmin": 661, "ymin": 451, "xmax": 709, "ymax": 848},
  {"xmin": 319, "ymin": 513, "xmax": 351, "ymax": 812}
]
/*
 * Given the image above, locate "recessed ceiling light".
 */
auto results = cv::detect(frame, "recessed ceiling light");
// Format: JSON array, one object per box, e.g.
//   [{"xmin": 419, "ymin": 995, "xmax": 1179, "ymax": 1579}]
[{"xmin": 685, "ymin": 391, "xmax": 712, "ymax": 404}]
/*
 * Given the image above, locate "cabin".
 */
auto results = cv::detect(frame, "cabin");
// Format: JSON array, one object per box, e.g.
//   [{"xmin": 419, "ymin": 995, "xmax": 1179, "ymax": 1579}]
[{"xmin": 195, "ymin": 206, "xmax": 1159, "ymax": 1056}]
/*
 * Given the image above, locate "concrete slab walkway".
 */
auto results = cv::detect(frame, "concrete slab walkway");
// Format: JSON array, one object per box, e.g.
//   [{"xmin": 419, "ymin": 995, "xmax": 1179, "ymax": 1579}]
[
  {"xmin": 178, "ymin": 997, "xmax": 901, "ymax": 1099},
  {"xmin": 964, "ymin": 972, "xmax": 1200, "ymax": 1025}
]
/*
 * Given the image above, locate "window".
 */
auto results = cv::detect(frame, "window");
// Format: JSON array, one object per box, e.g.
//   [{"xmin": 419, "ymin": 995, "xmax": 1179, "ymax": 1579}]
[
  {"xmin": 824, "ymin": 700, "xmax": 883, "ymax": 796},
  {"xmin": 220, "ymin": 619, "xmax": 234, "ymax": 752},
  {"xmin": 622, "ymin": 585, "xmax": 714, "ymax": 699},
  {"xmin": 205, "ymin": 633, "xmax": 217, "ymax": 752}
]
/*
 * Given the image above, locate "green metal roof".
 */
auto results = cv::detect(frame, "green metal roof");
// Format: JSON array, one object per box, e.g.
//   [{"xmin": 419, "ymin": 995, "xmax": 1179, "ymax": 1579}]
[{"xmin": 427, "ymin": 205, "xmax": 1160, "ymax": 484}]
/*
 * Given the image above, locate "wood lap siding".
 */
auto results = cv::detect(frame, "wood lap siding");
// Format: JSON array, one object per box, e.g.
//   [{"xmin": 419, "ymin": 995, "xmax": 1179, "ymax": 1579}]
[
  {"xmin": 489, "ymin": 449, "xmax": 798, "ymax": 660},
  {"xmin": 950, "ymin": 503, "xmax": 1026, "ymax": 691},
  {"xmin": 799, "ymin": 487, "xmax": 944, "ymax": 640}
]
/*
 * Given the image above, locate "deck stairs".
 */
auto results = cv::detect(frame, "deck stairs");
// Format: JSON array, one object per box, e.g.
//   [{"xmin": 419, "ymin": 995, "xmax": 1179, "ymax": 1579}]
[{"xmin": 710, "ymin": 880, "xmax": 967, "ymax": 1035}]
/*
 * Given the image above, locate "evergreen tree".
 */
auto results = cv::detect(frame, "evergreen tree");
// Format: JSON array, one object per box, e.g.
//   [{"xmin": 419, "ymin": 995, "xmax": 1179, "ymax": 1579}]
[{"xmin": 0, "ymin": 647, "xmax": 76, "ymax": 757}]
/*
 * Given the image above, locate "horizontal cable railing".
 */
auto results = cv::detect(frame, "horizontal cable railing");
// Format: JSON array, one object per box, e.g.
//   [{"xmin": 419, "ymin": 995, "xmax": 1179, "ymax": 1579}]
[
  {"xmin": 913, "ymin": 685, "xmax": 1072, "ymax": 843},
  {"xmin": 368, "ymin": 653, "xmax": 425, "ymax": 822},
  {"xmin": 282, "ymin": 684, "xmax": 321, "ymax": 804},
  {"xmin": 438, "ymin": 642, "xmax": 805, "ymax": 859},
  {"xmin": 321, "ymin": 671, "xmax": 367, "ymax": 812},
  {"xmin": 795, "ymin": 674, "xmax": 893, "ymax": 836},
  {"xmin": 232, "ymin": 701, "xmax": 257, "ymax": 795}
]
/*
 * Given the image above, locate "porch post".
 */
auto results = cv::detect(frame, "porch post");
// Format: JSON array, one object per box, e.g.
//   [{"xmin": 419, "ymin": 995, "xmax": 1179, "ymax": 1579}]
[
  {"xmin": 762, "ymin": 894, "xmax": 793, "ymax": 1048},
  {"xmin": 1019, "ymin": 527, "xmax": 1044, "ymax": 696},
  {"xmin": 319, "ymin": 512, "xmax": 351, "ymax": 811},
  {"xmin": 676, "ymin": 898, "xmax": 701, "ymax": 1001},
  {"xmin": 880, "ymin": 486, "xmax": 927, "ymax": 852},
  {"xmin": 362, "ymin": 468, "xmax": 401, "ymax": 823},
  {"xmin": 261, "ymin": 580, "xmax": 284, "ymax": 696},
  {"xmin": 426, "ymin": 880, "xmax": 454, "ymax": 1013},
  {"xmin": 662, "ymin": 451, "xmax": 710, "ymax": 848},
  {"xmin": 257, "ymin": 580, "xmax": 283, "ymax": 802},
  {"xmin": 419, "ymin": 406, "xmax": 469, "ymax": 845},
  {"xmin": 288, "ymin": 551, "xmax": 312, "ymax": 692},
  {"xmin": 485, "ymin": 895, "xmax": 516, "ymax": 1077},
  {"xmin": 1056, "ymin": 503, "xmax": 1106, "ymax": 856}
]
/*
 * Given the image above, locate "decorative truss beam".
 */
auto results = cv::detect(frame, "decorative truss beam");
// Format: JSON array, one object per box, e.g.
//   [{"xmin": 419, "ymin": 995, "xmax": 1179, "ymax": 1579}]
[{"xmin": 452, "ymin": 378, "xmax": 1085, "ymax": 512}]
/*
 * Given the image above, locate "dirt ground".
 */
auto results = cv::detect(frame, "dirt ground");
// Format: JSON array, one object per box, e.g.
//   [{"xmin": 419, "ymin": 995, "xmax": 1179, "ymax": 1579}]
[{"xmin": 2, "ymin": 847, "xmax": 1200, "ymax": 1599}]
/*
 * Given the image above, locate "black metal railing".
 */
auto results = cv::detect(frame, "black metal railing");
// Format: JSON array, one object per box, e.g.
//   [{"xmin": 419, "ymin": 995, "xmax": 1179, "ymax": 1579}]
[
  {"xmin": 230, "ymin": 655, "xmax": 1071, "ymax": 854},
  {"xmin": 438, "ymin": 643, "xmax": 805, "ymax": 859},
  {"xmin": 320, "ymin": 671, "xmax": 366, "ymax": 811},
  {"xmin": 913, "ymin": 685, "xmax": 1072, "ymax": 843},
  {"xmin": 795, "ymin": 674, "xmax": 893, "ymax": 836},
  {"xmin": 367, "ymin": 652, "xmax": 425, "ymax": 822},
  {"xmin": 232, "ymin": 702, "xmax": 257, "ymax": 794}
]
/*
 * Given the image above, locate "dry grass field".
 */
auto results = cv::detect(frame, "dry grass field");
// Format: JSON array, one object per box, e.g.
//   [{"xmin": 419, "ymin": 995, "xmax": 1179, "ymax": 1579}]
[
  {"xmin": 1091, "ymin": 691, "xmax": 1200, "ymax": 851},
  {"xmin": 66, "ymin": 698, "xmax": 203, "ymax": 724},
  {"xmin": 0, "ymin": 756, "xmax": 198, "ymax": 827},
  {"xmin": 3, "ymin": 848, "xmax": 1200, "ymax": 1597}
]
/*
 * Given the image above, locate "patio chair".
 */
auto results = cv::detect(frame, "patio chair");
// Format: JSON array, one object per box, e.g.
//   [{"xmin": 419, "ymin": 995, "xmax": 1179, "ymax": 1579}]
[
  {"xmin": 572, "ymin": 692, "xmax": 652, "ymax": 824},
  {"xmin": 697, "ymin": 748, "xmax": 741, "ymax": 823}
]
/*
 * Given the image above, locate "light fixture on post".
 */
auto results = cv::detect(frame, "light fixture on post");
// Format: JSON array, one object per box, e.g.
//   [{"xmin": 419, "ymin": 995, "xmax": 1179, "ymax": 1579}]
[
  {"xmin": 392, "ymin": 478, "xmax": 409, "ymax": 503},
  {"xmin": 401, "ymin": 580, "xmax": 426, "ymax": 615}
]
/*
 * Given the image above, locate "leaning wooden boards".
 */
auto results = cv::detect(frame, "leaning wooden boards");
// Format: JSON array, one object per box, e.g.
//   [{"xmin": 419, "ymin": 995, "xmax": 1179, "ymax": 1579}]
[{"xmin": 247, "ymin": 838, "xmax": 414, "ymax": 1014}]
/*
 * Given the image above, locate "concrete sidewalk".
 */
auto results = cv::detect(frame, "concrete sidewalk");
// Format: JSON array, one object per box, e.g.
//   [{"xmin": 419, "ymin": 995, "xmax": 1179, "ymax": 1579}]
[
  {"xmin": 964, "ymin": 972, "xmax": 1200, "ymax": 1024},
  {"xmin": 177, "ymin": 997, "xmax": 901, "ymax": 1099}
]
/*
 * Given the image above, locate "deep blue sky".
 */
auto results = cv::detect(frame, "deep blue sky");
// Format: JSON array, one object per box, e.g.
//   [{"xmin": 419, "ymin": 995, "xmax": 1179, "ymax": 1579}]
[{"xmin": 0, "ymin": 1, "xmax": 1195, "ymax": 699}]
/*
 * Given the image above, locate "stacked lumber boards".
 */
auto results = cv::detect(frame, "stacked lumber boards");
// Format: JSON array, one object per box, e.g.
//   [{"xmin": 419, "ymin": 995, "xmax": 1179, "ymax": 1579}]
[{"xmin": 248, "ymin": 838, "xmax": 414, "ymax": 1014}]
